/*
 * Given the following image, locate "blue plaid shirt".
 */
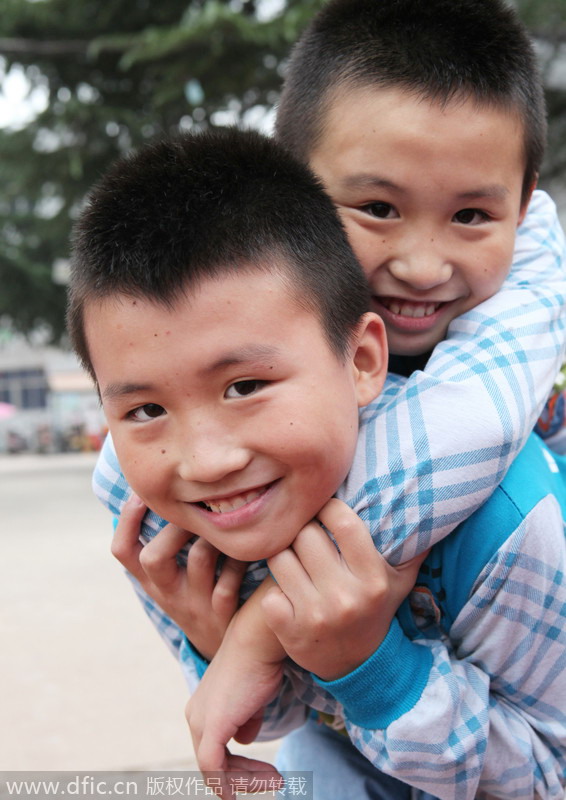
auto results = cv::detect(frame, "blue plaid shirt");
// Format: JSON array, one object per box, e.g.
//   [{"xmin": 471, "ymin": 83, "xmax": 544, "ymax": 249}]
[{"xmin": 93, "ymin": 189, "xmax": 566, "ymax": 798}]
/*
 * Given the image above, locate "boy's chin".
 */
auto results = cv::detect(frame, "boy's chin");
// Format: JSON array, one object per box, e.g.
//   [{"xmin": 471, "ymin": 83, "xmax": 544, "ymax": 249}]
[{"xmin": 220, "ymin": 534, "xmax": 298, "ymax": 563}]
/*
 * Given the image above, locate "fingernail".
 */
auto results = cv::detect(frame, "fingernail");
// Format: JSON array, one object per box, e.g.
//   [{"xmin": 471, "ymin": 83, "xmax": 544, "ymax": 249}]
[{"xmin": 127, "ymin": 493, "xmax": 145, "ymax": 508}]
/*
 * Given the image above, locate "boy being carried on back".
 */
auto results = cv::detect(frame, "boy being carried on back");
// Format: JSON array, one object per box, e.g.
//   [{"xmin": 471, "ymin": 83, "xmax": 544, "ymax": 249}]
[
  {"xmin": 82, "ymin": 0, "xmax": 566, "ymax": 797},
  {"xmin": 71, "ymin": 126, "xmax": 566, "ymax": 800}
]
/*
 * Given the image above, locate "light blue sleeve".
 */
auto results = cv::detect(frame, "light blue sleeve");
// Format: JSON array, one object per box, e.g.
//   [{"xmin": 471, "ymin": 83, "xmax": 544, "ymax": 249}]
[{"xmin": 315, "ymin": 494, "xmax": 566, "ymax": 799}]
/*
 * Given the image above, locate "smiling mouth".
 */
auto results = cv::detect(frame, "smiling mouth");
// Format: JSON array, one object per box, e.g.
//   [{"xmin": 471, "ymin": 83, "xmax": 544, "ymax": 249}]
[
  {"xmin": 379, "ymin": 298, "xmax": 445, "ymax": 318},
  {"xmin": 196, "ymin": 482, "xmax": 273, "ymax": 514}
]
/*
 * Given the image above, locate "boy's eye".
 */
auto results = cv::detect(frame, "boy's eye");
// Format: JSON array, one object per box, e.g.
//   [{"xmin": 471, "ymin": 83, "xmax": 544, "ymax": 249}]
[
  {"xmin": 225, "ymin": 380, "xmax": 268, "ymax": 399},
  {"xmin": 128, "ymin": 403, "xmax": 166, "ymax": 421},
  {"xmin": 453, "ymin": 208, "xmax": 489, "ymax": 225},
  {"xmin": 360, "ymin": 202, "xmax": 399, "ymax": 220}
]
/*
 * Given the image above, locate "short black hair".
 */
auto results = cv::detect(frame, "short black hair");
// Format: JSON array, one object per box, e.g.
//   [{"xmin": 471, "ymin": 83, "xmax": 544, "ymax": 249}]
[
  {"xmin": 275, "ymin": 0, "xmax": 546, "ymax": 203},
  {"xmin": 67, "ymin": 128, "xmax": 371, "ymax": 380}
]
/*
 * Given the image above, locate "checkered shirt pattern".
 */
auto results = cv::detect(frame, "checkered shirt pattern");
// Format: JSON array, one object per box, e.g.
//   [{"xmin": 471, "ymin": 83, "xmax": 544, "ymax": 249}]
[{"xmin": 92, "ymin": 190, "xmax": 566, "ymax": 798}]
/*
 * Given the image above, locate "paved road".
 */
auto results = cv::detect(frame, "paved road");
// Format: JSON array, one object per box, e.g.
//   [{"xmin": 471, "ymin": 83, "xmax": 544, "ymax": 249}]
[{"xmin": 0, "ymin": 453, "xmax": 279, "ymax": 772}]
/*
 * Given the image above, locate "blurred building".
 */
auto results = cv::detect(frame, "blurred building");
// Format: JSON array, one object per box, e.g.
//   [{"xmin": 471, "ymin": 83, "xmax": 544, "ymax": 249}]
[{"xmin": 0, "ymin": 331, "xmax": 106, "ymax": 453}]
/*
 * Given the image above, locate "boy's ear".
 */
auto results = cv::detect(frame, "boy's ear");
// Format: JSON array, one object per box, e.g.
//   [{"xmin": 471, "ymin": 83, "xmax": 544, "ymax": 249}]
[
  {"xmin": 517, "ymin": 176, "xmax": 537, "ymax": 227},
  {"xmin": 351, "ymin": 312, "xmax": 388, "ymax": 407}
]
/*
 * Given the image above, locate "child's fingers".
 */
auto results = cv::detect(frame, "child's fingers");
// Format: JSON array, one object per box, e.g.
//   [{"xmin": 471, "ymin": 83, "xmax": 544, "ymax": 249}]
[
  {"xmin": 316, "ymin": 497, "xmax": 378, "ymax": 573},
  {"xmin": 201, "ymin": 758, "xmax": 282, "ymax": 798},
  {"xmin": 186, "ymin": 540, "xmax": 247, "ymax": 621},
  {"xmin": 110, "ymin": 494, "xmax": 147, "ymax": 581},
  {"xmin": 267, "ymin": 545, "xmax": 314, "ymax": 603},
  {"xmin": 260, "ymin": 582, "xmax": 296, "ymax": 633},
  {"xmin": 318, "ymin": 499, "xmax": 429, "ymax": 603},
  {"xmin": 200, "ymin": 753, "xmax": 281, "ymax": 796},
  {"xmin": 224, "ymin": 754, "xmax": 283, "ymax": 793},
  {"xmin": 137, "ymin": 522, "xmax": 194, "ymax": 588},
  {"xmin": 212, "ymin": 557, "xmax": 248, "ymax": 619},
  {"xmin": 283, "ymin": 501, "xmax": 372, "ymax": 595},
  {"xmin": 232, "ymin": 708, "xmax": 265, "ymax": 745},
  {"xmin": 289, "ymin": 517, "xmax": 341, "ymax": 579},
  {"xmin": 194, "ymin": 739, "xmax": 230, "ymax": 786},
  {"xmin": 186, "ymin": 537, "xmax": 222, "ymax": 598},
  {"xmin": 369, "ymin": 550, "xmax": 430, "ymax": 613}
]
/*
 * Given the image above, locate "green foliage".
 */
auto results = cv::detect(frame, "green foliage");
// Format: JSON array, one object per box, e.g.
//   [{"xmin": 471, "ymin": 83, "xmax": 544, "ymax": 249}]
[
  {"xmin": 0, "ymin": 0, "xmax": 325, "ymax": 339},
  {"xmin": 516, "ymin": 0, "xmax": 566, "ymax": 184},
  {"xmin": 0, "ymin": 0, "xmax": 564, "ymax": 339}
]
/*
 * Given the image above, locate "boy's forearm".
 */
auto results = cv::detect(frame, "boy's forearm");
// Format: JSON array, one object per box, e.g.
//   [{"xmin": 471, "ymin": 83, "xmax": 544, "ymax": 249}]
[
  {"xmin": 185, "ymin": 577, "xmax": 291, "ymax": 779},
  {"xmin": 312, "ymin": 498, "xmax": 566, "ymax": 799}
]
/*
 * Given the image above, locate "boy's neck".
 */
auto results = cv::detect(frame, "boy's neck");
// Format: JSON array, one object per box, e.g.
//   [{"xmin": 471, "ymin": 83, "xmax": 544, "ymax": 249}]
[{"xmin": 388, "ymin": 352, "xmax": 431, "ymax": 377}]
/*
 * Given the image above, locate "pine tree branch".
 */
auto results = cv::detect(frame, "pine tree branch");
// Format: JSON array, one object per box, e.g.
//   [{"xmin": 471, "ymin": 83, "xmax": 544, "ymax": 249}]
[{"xmin": 0, "ymin": 38, "xmax": 89, "ymax": 56}]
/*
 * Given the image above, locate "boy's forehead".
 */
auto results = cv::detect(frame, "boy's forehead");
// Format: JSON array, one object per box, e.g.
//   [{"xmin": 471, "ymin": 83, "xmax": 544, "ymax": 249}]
[
  {"xmin": 84, "ymin": 262, "xmax": 305, "ymax": 319},
  {"xmin": 309, "ymin": 86, "xmax": 525, "ymax": 191},
  {"xmin": 318, "ymin": 85, "xmax": 525, "ymax": 159},
  {"xmin": 84, "ymin": 269, "xmax": 332, "ymax": 375}
]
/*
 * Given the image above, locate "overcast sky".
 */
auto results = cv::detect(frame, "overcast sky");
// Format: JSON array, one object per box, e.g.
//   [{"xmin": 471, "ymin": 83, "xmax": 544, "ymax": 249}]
[{"xmin": 0, "ymin": 61, "xmax": 49, "ymax": 129}]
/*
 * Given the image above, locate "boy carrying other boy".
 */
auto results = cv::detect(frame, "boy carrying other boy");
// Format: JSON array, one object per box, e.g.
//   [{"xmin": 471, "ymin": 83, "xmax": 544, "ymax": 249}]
[
  {"xmin": 78, "ymin": 0, "xmax": 566, "ymax": 797},
  {"xmin": 69, "ymin": 125, "xmax": 566, "ymax": 799}
]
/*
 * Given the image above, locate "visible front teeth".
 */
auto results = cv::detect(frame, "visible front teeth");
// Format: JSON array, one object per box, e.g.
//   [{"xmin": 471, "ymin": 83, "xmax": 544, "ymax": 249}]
[
  {"xmin": 203, "ymin": 487, "xmax": 266, "ymax": 513},
  {"xmin": 382, "ymin": 299, "xmax": 440, "ymax": 318}
]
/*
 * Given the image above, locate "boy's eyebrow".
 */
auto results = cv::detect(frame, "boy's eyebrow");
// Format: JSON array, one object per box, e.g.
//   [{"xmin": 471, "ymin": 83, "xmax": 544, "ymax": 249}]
[
  {"xmin": 342, "ymin": 173, "xmax": 509, "ymax": 201},
  {"xmin": 341, "ymin": 174, "xmax": 400, "ymax": 192},
  {"xmin": 101, "ymin": 382, "xmax": 155, "ymax": 401},
  {"xmin": 455, "ymin": 185, "xmax": 510, "ymax": 201},
  {"xmin": 100, "ymin": 346, "xmax": 281, "ymax": 401},
  {"xmin": 202, "ymin": 344, "xmax": 281, "ymax": 375}
]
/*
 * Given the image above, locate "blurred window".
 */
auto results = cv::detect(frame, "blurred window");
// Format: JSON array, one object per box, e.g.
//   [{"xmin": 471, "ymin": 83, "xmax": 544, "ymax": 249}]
[{"xmin": 0, "ymin": 368, "xmax": 48, "ymax": 409}]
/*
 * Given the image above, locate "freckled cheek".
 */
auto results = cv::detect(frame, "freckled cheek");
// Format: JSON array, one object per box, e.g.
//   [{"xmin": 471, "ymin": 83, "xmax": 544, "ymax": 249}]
[
  {"xmin": 340, "ymin": 219, "xmax": 368, "ymax": 261},
  {"xmin": 349, "ymin": 236, "xmax": 377, "ymax": 275},
  {"xmin": 120, "ymin": 447, "xmax": 166, "ymax": 503},
  {"xmin": 477, "ymin": 256, "xmax": 510, "ymax": 295},
  {"xmin": 266, "ymin": 422, "xmax": 318, "ymax": 464}
]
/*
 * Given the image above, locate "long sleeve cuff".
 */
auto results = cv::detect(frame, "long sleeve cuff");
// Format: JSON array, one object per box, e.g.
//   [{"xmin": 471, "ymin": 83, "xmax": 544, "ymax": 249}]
[
  {"xmin": 312, "ymin": 618, "xmax": 432, "ymax": 729},
  {"xmin": 180, "ymin": 636, "xmax": 209, "ymax": 679}
]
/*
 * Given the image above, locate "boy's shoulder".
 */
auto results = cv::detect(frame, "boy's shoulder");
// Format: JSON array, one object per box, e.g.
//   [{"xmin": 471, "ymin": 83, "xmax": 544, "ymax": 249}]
[
  {"xmin": 453, "ymin": 432, "xmax": 566, "ymax": 552},
  {"xmin": 423, "ymin": 434, "xmax": 566, "ymax": 628}
]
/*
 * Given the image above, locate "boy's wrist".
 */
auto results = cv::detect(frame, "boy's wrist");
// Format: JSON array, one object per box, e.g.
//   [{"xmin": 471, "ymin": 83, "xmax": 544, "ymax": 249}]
[
  {"xmin": 313, "ymin": 618, "xmax": 432, "ymax": 729},
  {"xmin": 228, "ymin": 577, "xmax": 287, "ymax": 664}
]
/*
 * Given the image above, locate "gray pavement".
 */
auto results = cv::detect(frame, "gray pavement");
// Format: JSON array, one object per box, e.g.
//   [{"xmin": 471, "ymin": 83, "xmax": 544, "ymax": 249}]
[{"xmin": 0, "ymin": 453, "xmax": 280, "ymax": 772}]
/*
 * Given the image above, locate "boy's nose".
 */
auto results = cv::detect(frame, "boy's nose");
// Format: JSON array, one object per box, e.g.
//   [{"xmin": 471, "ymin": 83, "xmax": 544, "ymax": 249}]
[
  {"xmin": 176, "ymin": 429, "xmax": 252, "ymax": 485},
  {"xmin": 387, "ymin": 251, "xmax": 454, "ymax": 292}
]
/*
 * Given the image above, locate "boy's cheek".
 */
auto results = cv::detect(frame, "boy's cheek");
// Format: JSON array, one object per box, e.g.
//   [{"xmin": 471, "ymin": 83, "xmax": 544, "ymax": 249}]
[
  {"xmin": 337, "ymin": 217, "xmax": 375, "ymax": 275},
  {"xmin": 112, "ymin": 439, "xmax": 157, "ymax": 502}
]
